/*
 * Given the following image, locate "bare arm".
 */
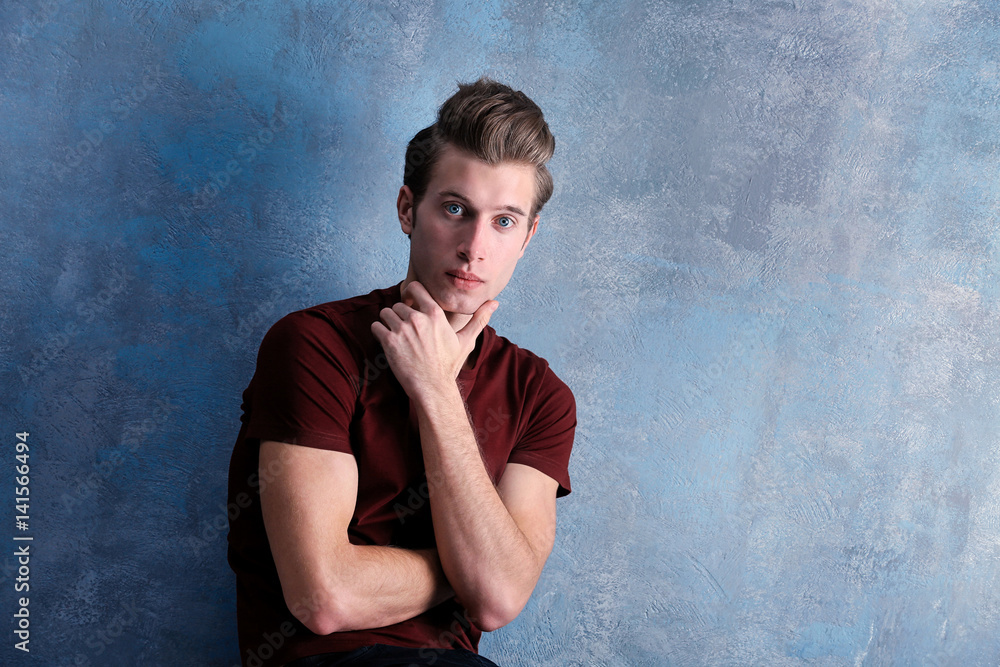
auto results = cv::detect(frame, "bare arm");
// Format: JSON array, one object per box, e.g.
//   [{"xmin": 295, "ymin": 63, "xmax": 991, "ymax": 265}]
[
  {"xmin": 371, "ymin": 281, "xmax": 559, "ymax": 631},
  {"xmin": 259, "ymin": 440, "xmax": 454, "ymax": 635},
  {"xmin": 416, "ymin": 390, "xmax": 558, "ymax": 631}
]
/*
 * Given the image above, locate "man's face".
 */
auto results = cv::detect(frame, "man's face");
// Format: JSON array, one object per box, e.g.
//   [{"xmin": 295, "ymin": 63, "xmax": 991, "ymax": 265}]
[{"xmin": 398, "ymin": 144, "xmax": 538, "ymax": 320}]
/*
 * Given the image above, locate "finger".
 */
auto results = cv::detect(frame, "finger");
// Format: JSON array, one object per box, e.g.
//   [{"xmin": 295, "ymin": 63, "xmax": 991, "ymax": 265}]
[
  {"xmin": 378, "ymin": 306, "xmax": 404, "ymax": 330},
  {"xmin": 402, "ymin": 281, "xmax": 441, "ymax": 314},
  {"xmin": 391, "ymin": 302, "xmax": 416, "ymax": 321},
  {"xmin": 370, "ymin": 320, "xmax": 389, "ymax": 344},
  {"xmin": 457, "ymin": 299, "xmax": 498, "ymax": 349}
]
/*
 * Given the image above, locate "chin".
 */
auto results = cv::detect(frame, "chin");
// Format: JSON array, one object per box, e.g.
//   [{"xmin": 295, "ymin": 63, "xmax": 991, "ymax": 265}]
[
  {"xmin": 419, "ymin": 275, "xmax": 490, "ymax": 315},
  {"xmin": 437, "ymin": 291, "xmax": 484, "ymax": 316},
  {"xmin": 442, "ymin": 299, "xmax": 480, "ymax": 317}
]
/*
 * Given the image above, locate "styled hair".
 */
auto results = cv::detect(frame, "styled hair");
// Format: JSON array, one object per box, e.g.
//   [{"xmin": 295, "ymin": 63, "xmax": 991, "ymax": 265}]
[{"xmin": 403, "ymin": 77, "xmax": 555, "ymax": 219}]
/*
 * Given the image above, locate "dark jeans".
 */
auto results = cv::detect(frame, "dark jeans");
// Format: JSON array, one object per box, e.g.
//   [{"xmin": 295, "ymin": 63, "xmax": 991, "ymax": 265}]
[{"xmin": 284, "ymin": 644, "xmax": 501, "ymax": 667}]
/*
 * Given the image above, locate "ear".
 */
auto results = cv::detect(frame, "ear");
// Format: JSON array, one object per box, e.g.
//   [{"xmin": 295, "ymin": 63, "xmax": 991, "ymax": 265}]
[
  {"xmin": 519, "ymin": 215, "xmax": 539, "ymax": 257},
  {"xmin": 397, "ymin": 185, "xmax": 415, "ymax": 236}
]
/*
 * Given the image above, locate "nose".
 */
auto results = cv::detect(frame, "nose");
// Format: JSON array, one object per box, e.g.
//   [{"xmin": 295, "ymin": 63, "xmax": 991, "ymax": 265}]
[{"xmin": 457, "ymin": 217, "xmax": 490, "ymax": 262}]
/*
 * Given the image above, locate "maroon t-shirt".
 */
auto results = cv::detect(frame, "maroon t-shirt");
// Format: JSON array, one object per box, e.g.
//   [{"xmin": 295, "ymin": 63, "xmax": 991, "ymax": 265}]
[{"xmin": 227, "ymin": 284, "xmax": 576, "ymax": 666}]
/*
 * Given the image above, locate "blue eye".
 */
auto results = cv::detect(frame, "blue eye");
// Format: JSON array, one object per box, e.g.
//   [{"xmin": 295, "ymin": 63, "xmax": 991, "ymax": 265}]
[
  {"xmin": 446, "ymin": 203, "xmax": 463, "ymax": 215},
  {"xmin": 497, "ymin": 216, "xmax": 514, "ymax": 228}
]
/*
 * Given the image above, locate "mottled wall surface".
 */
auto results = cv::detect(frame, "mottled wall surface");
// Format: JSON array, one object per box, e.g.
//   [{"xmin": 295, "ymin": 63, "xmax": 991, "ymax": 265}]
[{"xmin": 2, "ymin": 0, "xmax": 999, "ymax": 664}]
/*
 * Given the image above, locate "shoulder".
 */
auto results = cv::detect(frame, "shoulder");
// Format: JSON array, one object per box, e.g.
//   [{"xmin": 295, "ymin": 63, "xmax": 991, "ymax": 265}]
[
  {"xmin": 484, "ymin": 331, "xmax": 576, "ymax": 496},
  {"xmin": 264, "ymin": 285, "xmax": 397, "ymax": 347},
  {"xmin": 484, "ymin": 329, "xmax": 575, "ymax": 405},
  {"xmin": 257, "ymin": 285, "xmax": 398, "ymax": 367},
  {"xmin": 308, "ymin": 284, "xmax": 398, "ymax": 322}
]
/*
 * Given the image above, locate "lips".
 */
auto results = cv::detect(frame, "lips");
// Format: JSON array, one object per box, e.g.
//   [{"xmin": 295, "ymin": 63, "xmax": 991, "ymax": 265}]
[
  {"xmin": 448, "ymin": 270, "xmax": 482, "ymax": 282},
  {"xmin": 446, "ymin": 270, "xmax": 483, "ymax": 290}
]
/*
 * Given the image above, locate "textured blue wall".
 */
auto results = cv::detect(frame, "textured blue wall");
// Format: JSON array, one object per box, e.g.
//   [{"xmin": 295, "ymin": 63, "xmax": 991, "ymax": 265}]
[{"xmin": 3, "ymin": 0, "xmax": 999, "ymax": 664}]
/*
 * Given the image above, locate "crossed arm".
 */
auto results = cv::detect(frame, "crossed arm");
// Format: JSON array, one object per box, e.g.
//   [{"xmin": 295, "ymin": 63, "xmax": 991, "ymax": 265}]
[
  {"xmin": 260, "ymin": 283, "xmax": 559, "ymax": 635},
  {"xmin": 260, "ymin": 441, "xmax": 452, "ymax": 635},
  {"xmin": 261, "ymin": 444, "xmax": 556, "ymax": 634}
]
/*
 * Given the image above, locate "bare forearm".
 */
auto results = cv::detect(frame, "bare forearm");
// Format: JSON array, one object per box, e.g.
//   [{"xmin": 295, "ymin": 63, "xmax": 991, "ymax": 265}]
[
  {"xmin": 284, "ymin": 545, "xmax": 453, "ymax": 634},
  {"xmin": 414, "ymin": 384, "xmax": 540, "ymax": 627},
  {"xmin": 369, "ymin": 283, "xmax": 547, "ymax": 629}
]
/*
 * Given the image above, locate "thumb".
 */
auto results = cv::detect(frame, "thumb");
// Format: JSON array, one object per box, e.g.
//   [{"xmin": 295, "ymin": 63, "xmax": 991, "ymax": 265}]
[{"xmin": 457, "ymin": 300, "xmax": 498, "ymax": 349}]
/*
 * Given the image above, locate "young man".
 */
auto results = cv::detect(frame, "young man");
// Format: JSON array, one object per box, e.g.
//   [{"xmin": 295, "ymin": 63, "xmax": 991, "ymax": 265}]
[{"xmin": 227, "ymin": 78, "xmax": 576, "ymax": 667}]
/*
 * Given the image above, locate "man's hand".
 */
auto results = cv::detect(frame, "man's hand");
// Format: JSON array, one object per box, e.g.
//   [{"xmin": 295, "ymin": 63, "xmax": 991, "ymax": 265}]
[
  {"xmin": 371, "ymin": 280, "xmax": 557, "ymax": 632},
  {"xmin": 370, "ymin": 281, "xmax": 497, "ymax": 399}
]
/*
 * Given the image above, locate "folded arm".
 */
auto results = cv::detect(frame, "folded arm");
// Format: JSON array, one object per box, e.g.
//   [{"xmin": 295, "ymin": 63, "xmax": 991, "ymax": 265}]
[
  {"xmin": 371, "ymin": 281, "xmax": 560, "ymax": 631},
  {"xmin": 415, "ymin": 390, "xmax": 559, "ymax": 632},
  {"xmin": 258, "ymin": 440, "xmax": 455, "ymax": 635}
]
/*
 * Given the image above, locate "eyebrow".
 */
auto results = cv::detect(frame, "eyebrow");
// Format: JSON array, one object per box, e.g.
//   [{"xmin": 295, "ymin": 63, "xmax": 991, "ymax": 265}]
[{"xmin": 437, "ymin": 190, "xmax": 527, "ymax": 218}]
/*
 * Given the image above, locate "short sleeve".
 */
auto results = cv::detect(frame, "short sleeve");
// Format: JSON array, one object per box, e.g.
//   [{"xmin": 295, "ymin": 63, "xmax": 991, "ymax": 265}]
[
  {"xmin": 244, "ymin": 310, "xmax": 359, "ymax": 454},
  {"xmin": 508, "ymin": 365, "xmax": 576, "ymax": 497}
]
